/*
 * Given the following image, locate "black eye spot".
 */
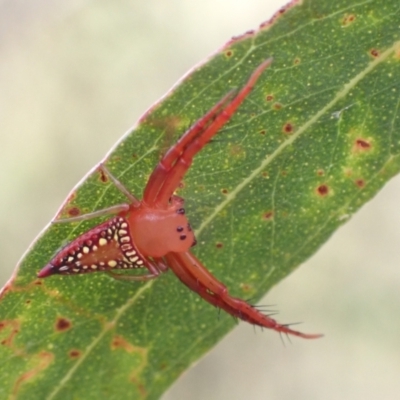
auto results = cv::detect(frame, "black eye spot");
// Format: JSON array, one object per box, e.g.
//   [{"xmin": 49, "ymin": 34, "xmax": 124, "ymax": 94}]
[
  {"xmin": 187, "ymin": 223, "xmax": 192, "ymax": 232},
  {"xmin": 176, "ymin": 226, "xmax": 184, "ymax": 232},
  {"xmin": 180, "ymin": 235, "xmax": 187, "ymax": 240},
  {"xmin": 177, "ymin": 208, "xmax": 185, "ymax": 215}
]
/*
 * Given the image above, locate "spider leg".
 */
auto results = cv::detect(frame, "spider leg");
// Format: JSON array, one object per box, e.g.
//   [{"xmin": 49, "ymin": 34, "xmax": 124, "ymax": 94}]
[
  {"xmin": 53, "ymin": 164, "xmax": 139, "ymax": 224},
  {"xmin": 98, "ymin": 164, "xmax": 140, "ymax": 206},
  {"xmin": 53, "ymin": 204, "xmax": 130, "ymax": 224},
  {"xmin": 152, "ymin": 257, "xmax": 170, "ymax": 272},
  {"xmin": 144, "ymin": 58, "xmax": 273, "ymax": 208},
  {"xmin": 143, "ymin": 90, "xmax": 236, "ymax": 205},
  {"xmin": 165, "ymin": 252, "xmax": 237, "ymax": 313},
  {"xmin": 165, "ymin": 251, "xmax": 322, "ymax": 339}
]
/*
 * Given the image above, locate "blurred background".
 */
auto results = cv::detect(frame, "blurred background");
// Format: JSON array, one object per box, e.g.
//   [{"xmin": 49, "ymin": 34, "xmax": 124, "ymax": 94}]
[{"xmin": 1, "ymin": 1, "xmax": 400, "ymax": 399}]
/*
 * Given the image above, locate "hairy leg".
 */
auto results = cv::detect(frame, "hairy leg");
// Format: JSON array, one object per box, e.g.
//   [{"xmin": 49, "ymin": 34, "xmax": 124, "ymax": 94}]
[
  {"xmin": 166, "ymin": 251, "xmax": 322, "ymax": 339},
  {"xmin": 165, "ymin": 252, "xmax": 239, "ymax": 314}
]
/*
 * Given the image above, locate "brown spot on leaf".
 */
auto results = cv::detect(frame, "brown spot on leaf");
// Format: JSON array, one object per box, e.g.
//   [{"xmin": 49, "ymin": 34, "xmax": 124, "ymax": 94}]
[
  {"xmin": 294, "ymin": 57, "xmax": 301, "ymax": 65},
  {"xmin": 342, "ymin": 14, "xmax": 356, "ymax": 26},
  {"xmin": 273, "ymin": 102, "xmax": 282, "ymax": 110},
  {"xmin": 225, "ymin": 50, "xmax": 233, "ymax": 58},
  {"xmin": 263, "ymin": 211, "xmax": 274, "ymax": 220},
  {"xmin": 67, "ymin": 207, "xmax": 80, "ymax": 217},
  {"xmin": 316, "ymin": 184, "xmax": 329, "ymax": 196},
  {"xmin": 262, "ymin": 171, "xmax": 268, "ymax": 178},
  {"xmin": 69, "ymin": 349, "xmax": 81, "ymax": 359},
  {"xmin": 282, "ymin": 122, "xmax": 294, "ymax": 134},
  {"xmin": 266, "ymin": 94, "xmax": 274, "ymax": 102},
  {"xmin": 317, "ymin": 169, "xmax": 324, "ymax": 176},
  {"xmin": 216, "ymin": 242, "xmax": 223, "ymax": 249},
  {"xmin": 259, "ymin": 129, "xmax": 266, "ymax": 135},
  {"xmin": 221, "ymin": 189, "xmax": 228, "ymax": 195},
  {"xmin": 111, "ymin": 335, "xmax": 148, "ymax": 359},
  {"xmin": 354, "ymin": 138, "xmax": 371, "ymax": 151},
  {"xmin": 58, "ymin": 194, "xmax": 79, "ymax": 219},
  {"xmin": 355, "ymin": 179, "xmax": 365, "ymax": 188},
  {"xmin": 55, "ymin": 317, "xmax": 71, "ymax": 332},
  {"xmin": 112, "ymin": 335, "xmax": 136, "ymax": 352},
  {"xmin": 99, "ymin": 168, "xmax": 108, "ymax": 183},
  {"xmin": 370, "ymin": 48, "xmax": 379, "ymax": 58}
]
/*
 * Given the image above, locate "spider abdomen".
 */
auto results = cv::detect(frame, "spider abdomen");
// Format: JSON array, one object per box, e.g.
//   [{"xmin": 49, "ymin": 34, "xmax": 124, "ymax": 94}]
[{"xmin": 38, "ymin": 217, "xmax": 145, "ymax": 277}]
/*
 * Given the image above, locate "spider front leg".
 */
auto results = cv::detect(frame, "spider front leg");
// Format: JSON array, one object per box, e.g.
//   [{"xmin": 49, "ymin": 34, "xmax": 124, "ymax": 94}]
[
  {"xmin": 144, "ymin": 58, "xmax": 273, "ymax": 208},
  {"xmin": 165, "ymin": 252, "xmax": 322, "ymax": 339},
  {"xmin": 143, "ymin": 90, "xmax": 236, "ymax": 205},
  {"xmin": 53, "ymin": 164, "xmax": 138, "ymax": 224}
]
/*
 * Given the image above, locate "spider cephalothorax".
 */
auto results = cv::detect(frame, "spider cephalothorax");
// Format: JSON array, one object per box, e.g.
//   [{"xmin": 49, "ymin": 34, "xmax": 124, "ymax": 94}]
[{"xmin": 128, "ymin": 196, "xmax": 196, "ymax": 258}]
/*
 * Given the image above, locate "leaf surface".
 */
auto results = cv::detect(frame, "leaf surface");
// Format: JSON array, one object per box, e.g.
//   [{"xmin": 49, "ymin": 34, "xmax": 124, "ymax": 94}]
[{"xmin": 2, "ymin": 0, "xmax": 400, "ymax": 398}]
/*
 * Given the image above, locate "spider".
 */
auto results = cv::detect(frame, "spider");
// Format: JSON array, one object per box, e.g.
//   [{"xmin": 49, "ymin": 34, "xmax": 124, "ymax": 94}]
[{"xmin": 38, "ymin": 58, "xmax": 321, "ymax": 339}]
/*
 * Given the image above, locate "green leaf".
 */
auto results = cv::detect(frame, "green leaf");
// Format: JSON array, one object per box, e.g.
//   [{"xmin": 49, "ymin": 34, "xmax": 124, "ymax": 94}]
[{"xmin": 2, "ymin": 0, "xmax": 400, "ymax": 398}]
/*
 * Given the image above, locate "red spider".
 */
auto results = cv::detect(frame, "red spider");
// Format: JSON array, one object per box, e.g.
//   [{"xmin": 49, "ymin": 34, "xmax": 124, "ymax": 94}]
[{"xmin": 38, "ymin": 59, "xmax": 321, "ymax": 339}]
